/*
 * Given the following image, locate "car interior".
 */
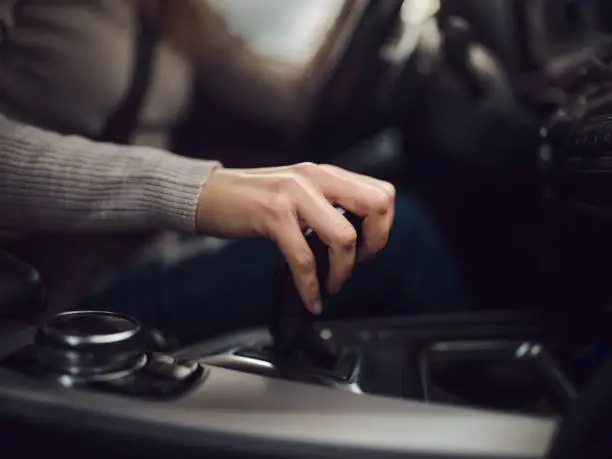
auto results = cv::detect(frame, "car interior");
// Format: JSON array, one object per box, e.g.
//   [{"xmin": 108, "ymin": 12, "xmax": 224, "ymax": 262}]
[{"xmin": 3, "ymin": 0, "xmax": 612, "ymax": 458}]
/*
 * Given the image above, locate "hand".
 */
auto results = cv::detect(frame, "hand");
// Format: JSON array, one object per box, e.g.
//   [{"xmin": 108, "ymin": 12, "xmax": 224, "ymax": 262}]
[{"xmin": 196, "ymin": 163, "xmax": 395, "ymax": 314}]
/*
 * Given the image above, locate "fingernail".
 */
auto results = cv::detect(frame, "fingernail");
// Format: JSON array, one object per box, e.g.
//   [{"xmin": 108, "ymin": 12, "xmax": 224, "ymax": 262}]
[{"xmin": 311, "ymin": 300, "xmax": 323, "ymax": 315}]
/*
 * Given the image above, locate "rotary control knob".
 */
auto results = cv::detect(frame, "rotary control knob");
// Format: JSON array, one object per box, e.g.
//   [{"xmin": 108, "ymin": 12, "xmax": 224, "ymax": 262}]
[{"xmin": 35, "ymin": 311, "xmax": 147, "ymax": 382}]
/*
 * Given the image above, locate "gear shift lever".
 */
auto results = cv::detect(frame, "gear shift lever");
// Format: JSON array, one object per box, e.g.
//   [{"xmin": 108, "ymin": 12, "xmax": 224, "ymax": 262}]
[{"xmin": 270, "ymin": 207, "xmax": 363, "ymax": 372}]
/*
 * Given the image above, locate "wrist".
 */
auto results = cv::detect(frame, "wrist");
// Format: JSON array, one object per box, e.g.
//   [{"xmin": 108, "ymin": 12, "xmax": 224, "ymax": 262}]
[
  {"xmin": 195, "ymin": 164, "xmax": 224, "ymax": 233},
  {"xmin": 144, "ymin": 152, "xmax": 221, "ymax": 232}
]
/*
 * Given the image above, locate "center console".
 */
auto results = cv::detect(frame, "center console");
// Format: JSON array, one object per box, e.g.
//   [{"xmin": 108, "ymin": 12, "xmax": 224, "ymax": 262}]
[
  {"xmin": 2, "ymin": 311, "xmax": 205, "ymax": 400},
  {"xmin": 0, "ymin": 209, "xmax": 586, "ymax": 459},
  {"xmin": 0, "ymin": 310, "xmax": 559, "ymax": 459}
]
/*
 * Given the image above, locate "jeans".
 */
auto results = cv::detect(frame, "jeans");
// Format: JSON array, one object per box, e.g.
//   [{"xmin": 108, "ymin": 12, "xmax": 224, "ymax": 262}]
[{"xmin": 87, "ymin": 191, "xmax": 467, "ymax": 345}]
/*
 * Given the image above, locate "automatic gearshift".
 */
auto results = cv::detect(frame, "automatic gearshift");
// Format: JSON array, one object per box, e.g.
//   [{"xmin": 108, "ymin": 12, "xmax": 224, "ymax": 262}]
[
  {"xmin": 269, "ymin": 207, "xmax": 363, "ymax": 373},
  {"xmin": 177, "ymin": 207, "xmax": 364, "ymax": 392}
]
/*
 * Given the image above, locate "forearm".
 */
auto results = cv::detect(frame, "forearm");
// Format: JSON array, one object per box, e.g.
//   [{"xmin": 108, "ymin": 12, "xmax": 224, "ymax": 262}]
[{"xmin": 0, "ymin": 114, "xmax": 219, "ymax": 233}]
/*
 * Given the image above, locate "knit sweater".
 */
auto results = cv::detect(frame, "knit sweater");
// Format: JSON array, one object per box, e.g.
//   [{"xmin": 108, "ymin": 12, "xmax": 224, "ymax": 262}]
[{"xmin": 0, "ymin": 0, "xmax": 305, "ymax": 311}]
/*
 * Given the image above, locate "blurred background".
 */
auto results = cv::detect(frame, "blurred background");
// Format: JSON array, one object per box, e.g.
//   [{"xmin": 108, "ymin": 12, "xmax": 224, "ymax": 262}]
[
  {"xmin": 207, "ymin": 0, "xmax": 347, "ymax": 66},
  {"xmin": 174, "ymin": 0, "xmax": 612, "ymax": 321}
]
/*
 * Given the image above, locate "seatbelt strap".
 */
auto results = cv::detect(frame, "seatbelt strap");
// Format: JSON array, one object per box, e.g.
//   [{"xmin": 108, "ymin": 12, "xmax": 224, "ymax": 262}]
[{"xmin": 97, "ymin": 11, "xmax": 159, "ymax": 144}]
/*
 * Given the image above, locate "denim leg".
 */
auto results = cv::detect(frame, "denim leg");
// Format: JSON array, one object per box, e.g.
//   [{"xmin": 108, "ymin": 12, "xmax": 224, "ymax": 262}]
[
  {"xmin": 325, "ymin": 192, "xmax": 467, "ymax": 317},
  {"xmin": 87, "ymin": 191, "xmax": 466, "ymax": 344},
  {"xmin": 86, "ymin": 237, "xmax": 280, "ymax": 344}
]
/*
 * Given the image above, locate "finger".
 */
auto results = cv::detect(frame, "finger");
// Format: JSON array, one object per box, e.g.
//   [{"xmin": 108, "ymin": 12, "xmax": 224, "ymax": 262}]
[
  {"xmin": 273, "ymin": 212, "xmax": 323, "ymax": 314},
  {"xmin": 327, "ymin": 236, "xmax": 356, "ymax": 294},
  {"xmin": 282, "ymin": 176, "xmax": 358, "ymax": 295},
  {"xmin": 358, "ymin": 184, "xmax": 395, "ymax": 261},
  {"xmin": 303, "ymin": 164, "xmax": 396, "ymax": 258},
  {"xmin": 359, "ymin": 206, "xmax": 395, "ymax": 261},
  {"xmin": 324, "ymin": 165, "xmax": 396, "ymax": 258},
  {"xmin": 319, "ymin": 164, "xmax": 397, "ymax": 206},
  {"xmin": 362, "ymin": 201, "xmax": 395, "ymax": 260}
]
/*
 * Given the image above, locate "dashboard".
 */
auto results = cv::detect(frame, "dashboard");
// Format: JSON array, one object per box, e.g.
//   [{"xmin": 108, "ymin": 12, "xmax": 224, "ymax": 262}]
[
  {"xmin": 514, "ymin": 0, "xmax": 612, "ymax": 84},
  {"xmin": 437, "ymin": 0, "xmax": 612, "ymax": 83}
]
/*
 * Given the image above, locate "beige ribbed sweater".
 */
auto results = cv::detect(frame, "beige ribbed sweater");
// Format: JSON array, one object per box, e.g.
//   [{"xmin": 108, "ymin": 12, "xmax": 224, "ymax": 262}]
[{"xmin": 0, "ymin": 0, "xmax": 303, "ymax": 311}]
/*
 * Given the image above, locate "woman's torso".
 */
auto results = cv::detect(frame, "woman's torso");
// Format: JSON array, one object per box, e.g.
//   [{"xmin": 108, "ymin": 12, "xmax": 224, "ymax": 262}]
[
  {"xmin": 0, "ymin": 0, "xmax": 193, "ymax": 149},
  {"xmin": 0, "ymin": 0, "xmax": 196, "ymax": 312}
]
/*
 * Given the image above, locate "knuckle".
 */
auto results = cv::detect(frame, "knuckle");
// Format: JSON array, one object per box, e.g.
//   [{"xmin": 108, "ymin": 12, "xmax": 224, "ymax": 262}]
[
  {"xmin": 375, "ymin": 193, "xmax": 393, "ymax": 212},
  {"xmin": 278, "ymin": 173, "xmax": 306, "ymax": 194},
  {"xmin": 293, "ymin": 161, "xmax": 320, "ymax": 176},
  {"xmin": 318, "ymin": 163, "xmax": 337, "ymax": 174},
  {"xmin": 372, "ymin": 183, "xmax": 395, "ymax": 213},
  {"xmin": 381, "ymin": 181, "xmax": 396, "ymax": 201},
  {"xmin": 266, "ymin": 194, "xmax": 294, "ymax": 221},
  {"xmin": 336, "ymin": 225, "xmax": 358, "ymax": 251},
  {"xmin": 294, "ymin": 252, "xmax": 315, "ymax": 273}
]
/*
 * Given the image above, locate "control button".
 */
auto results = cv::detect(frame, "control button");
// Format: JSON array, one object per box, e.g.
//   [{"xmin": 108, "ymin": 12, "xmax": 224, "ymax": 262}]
[
  {"xmin": 144, "ymin": 353, "xmax": 201, "ymax": 382},
  {"xmin": 94, "ymin": 356, "xmax": 205, "ymax": 399},
  {"xmin": 155, "ymin": 354, "xmax": 176, "ymax": 366},
  {"xmin": 35, "ymin": 311, "xmax": 145, "ymax": 380},
  {"xmin": 143, "ymin": 353, "xmax": 177, "ymax": 378},
  {"xmin": 10, "ymin": 310, "xmax": 206, "ymax": 400},
  {"xmin": 171, "ymin": 361, "xmax": 201, "ymax": 381}
]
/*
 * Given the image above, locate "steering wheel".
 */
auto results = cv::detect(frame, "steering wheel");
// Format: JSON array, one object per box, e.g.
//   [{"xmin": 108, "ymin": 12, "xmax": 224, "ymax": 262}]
[
  {"xmin": 306, "ymin": 0, "xmax": 405, "ymax": 155},
  {"xmin": 306, "ymin": 0, "xmax": 538, "ymax": 169}
]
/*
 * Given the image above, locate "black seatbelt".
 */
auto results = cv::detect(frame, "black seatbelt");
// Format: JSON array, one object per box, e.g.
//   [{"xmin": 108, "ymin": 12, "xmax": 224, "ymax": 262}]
[{"xmin": 98, "ymin": 11, "xmax": 159, "ymax": 144}]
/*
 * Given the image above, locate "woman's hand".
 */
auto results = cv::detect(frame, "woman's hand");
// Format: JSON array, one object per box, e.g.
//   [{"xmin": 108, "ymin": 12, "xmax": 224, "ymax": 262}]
[{"xmin": 196, "ymin": 163, "xmax": 395, "ymax": 314}]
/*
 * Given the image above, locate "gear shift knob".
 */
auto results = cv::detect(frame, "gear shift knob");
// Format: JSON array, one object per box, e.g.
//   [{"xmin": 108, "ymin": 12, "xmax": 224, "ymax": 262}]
[{"xmin": 270, "ymin": 207, "xmax": 363, "ymax": 371}]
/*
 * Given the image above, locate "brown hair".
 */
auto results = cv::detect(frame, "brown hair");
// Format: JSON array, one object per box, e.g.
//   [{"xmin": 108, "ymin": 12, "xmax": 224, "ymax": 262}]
[{"xmin": 139, "ymin": 0, "xmax": 216, "ymax": 58}]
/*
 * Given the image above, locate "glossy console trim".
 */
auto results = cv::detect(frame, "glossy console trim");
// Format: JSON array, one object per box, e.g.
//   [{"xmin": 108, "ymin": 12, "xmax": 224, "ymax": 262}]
[
  {"xmin": 0, "ymin": 320, "xmax": 557, "ymax": 458},
  {"xmin": 200, "ymin": 346, "xmax": 363, "ymax": 394},
  {"xmin": 0, "ymin": 363, "xmax": 556, "ymax": 459}
]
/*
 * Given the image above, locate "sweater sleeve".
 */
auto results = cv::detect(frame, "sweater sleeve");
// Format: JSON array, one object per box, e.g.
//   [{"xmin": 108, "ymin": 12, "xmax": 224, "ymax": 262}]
[{"xmin": 0, "ymin": 114, "xmax": 220, "ymax": 233}]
